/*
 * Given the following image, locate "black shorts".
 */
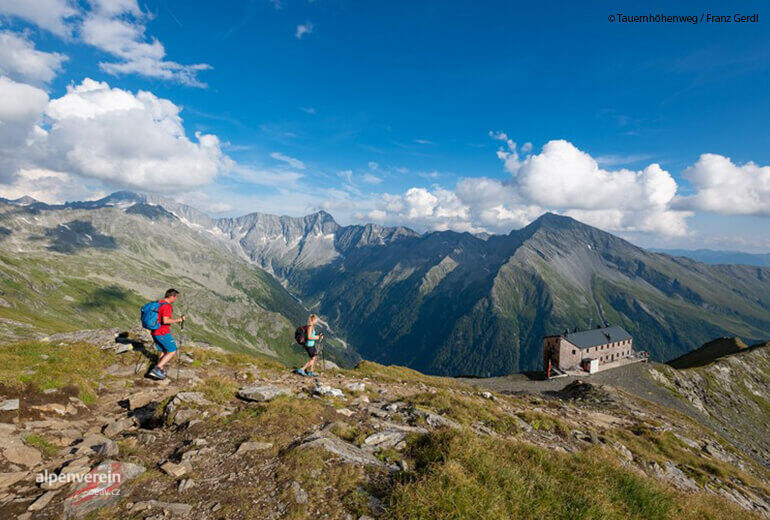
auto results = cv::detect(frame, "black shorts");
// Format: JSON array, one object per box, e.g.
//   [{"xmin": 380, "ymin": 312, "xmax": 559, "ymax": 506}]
[{"xmin": 304, "ymin": 345, "xmax": 317, "ymax": 358}]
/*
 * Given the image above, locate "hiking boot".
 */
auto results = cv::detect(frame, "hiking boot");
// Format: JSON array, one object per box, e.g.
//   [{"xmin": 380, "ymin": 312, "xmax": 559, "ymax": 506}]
[
  {"xmin": 295, "ymin": 368, "xmax": 307, "ymax": 376},
  {"xmin": 306, "ymin": 371, "xmax": 318, "ymax": 377},
  {"xmin": 149, "ymin": 367, "xmax": 166, "ymax": 380}
]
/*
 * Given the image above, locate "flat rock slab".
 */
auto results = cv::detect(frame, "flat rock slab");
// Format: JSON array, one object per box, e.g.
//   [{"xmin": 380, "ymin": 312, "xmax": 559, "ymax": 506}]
[
  {"xmin": 173, "ymin": 408, "xmax": 201, "ymax": 426},
  {"xmin": 417, "ymin": 409, "xmax": 462, "ymax": 430},
  {"xmin": 364, "ymin": 430, "xmax": 407, "ymax": 449},
  {"xmin": 237, "ymin": 385, "xmax": 292, "ymax": 402},
  {"xmin": 102, "ymin": 417, "xmax": 135, "ymax": 438},
  {"xmin": 71, "ymin": 434, "xmax": 113, "ymax": 456},
  {"xmin": 0, "ymin": 398, "xmax": 20, "ymax": 411},
  {"xmin": 63, "ymin": 460, "xmax": 145, "ymax": 519},
  {"xmin": 166, "ymin": 392, "xmax": 212, "ymax": 416},
  {"xmin": 3, "ymin": 445, "xmax": 42, "ymax": 468},
  {"xmin": 344, "ymin": 382, "xmax": 366, "ymax": 392},
  {"xmin": 132, "ymin": 499, "xmax": 193, "ymax": 516},
  {"xmin": 160, "ymin": 461, "xmax": 191, "ymax": 477},
  {"xmin": 371, "ymin": 420, "xmax": 428, "ymax": 434},
  {"xmin": 173, "ymin": 392, "xmax": 211, "ymax": 406},
  {"xmin": 313, "ymin": 385, "xmax": 344, "ymax": 398},
  {"xmin": 31, "ymin": 403, "xmax": 68, "ymax": 416},
  {"xmin": 0, "ymin": 470, "xmax": 28, "ymax": 489},
  {"xmin": 28, "ymin": 490, "xmax": 58, "ymax": 511},
  {"xmin": 235, "ymin": 441, "xmax": 273, "ymax": 454},
  {"xmin": 127, "ymin": 392, "xmax": 154, "ymax": 410},
  {"xmin": 299, "ymin": 431, "xmax": 387, "ymax": 468}
]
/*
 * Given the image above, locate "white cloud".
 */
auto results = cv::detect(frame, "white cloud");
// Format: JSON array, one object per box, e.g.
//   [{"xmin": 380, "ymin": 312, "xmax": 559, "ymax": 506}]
[
  {"xmin": 365, "ymin": 137, "xmax": 691, "ymax": 237},
  {"xmin": 367, "ymin": 187, "xmax": 481, "ymax": 232},
  {"xmin": 337, "ymin": 170, "xmax": 353, "ymax": 184},
  {"xmin": 0, "ymin": 0, "xmax": 78, "ymax": 36},
  {"xmin": 418, "ymin": 170, "xmax": 441, "ymax": 180},
  {"xmin": 269, "ymin": 152, "xmax": 306, "ymax": 170},
  {"xmin": 496, "ymin": 138, "xmax": 689, "ymax": 236},
  {"xmin": 367, "ymin": 161, "xmax": 379, "ymax": 170},
  {"xmin": 295, "ymin": 22, "xmax": 314, "ymax": 39},
  {"xmin": 0, "ymin": 77, "xmax": 230, "ymax": 193},
  {"xmin": 80, "ymin": 2, "xmax": 211, "ymax": 87},
  {"xmin": 0, "ymin": 30, "xmax": 68, "ymax": 84},
  {"xmin": 175, "ymin": 190, "xmax": 233, "ymax": 214},
  {"xmin": 0, "ymin": 168, "xmax": 104, "ymax": 203},
  {"xmin": 595, "ymin": 153, "xmax": 656, "ymax": 167},
  {"xmin": 43, "ymin": 79, "xmax": 229, "ymax": 190},
  {"xmin": 678, "ymin": 153, "xmax": 770, "ymax": 215},
  {"xmin": 0, "ymin": 75, "xmax": 49, "ymax": 181},
  {"xmin": 361, "ymin": 173, "xmax": 382, "ymax": 184},
  {"xmin": 0, "ymin": 0, "xmax": 209, "ymax": 86},
  {"xmin": 228, "ymin": 164, "xmax": 304, "ymax": 188},
  {"xmin": 512, "ymin": 140, "xmax": 677, "ymax": 212}
]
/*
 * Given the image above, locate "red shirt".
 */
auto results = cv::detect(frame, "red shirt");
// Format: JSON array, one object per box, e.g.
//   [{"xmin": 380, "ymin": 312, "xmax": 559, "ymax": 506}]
[{"xmin": 152, "ymin": 301, "xmax": 173, "ymax": 336}]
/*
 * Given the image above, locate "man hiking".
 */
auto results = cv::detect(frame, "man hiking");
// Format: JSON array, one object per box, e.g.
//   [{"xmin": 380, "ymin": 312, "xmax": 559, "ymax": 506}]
[
  {"xmin": 296, "ymin": 314, "xmax": 323, "ymax": 377},
  {"xmin": 147, "ymin": 288, "xmax": 185, "ymax": 380}
]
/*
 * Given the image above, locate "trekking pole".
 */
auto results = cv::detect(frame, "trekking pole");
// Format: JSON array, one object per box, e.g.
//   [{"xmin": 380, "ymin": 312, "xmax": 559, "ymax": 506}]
[
  {"xmin": 177, "ymin": 308, "xmax": 185, "ymax": 382},
  {"xmin": 134, "ymin": 347, "xmax": 144, "ymax": 375},
  {"xmin": 321, "ymin": 336, "xmax": 326, "ymax": 372}
]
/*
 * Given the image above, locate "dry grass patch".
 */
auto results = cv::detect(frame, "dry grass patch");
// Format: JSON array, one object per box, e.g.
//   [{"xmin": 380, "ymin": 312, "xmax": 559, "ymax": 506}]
[
  {"xmin": 219, "ymin": 396, "xmax": 328, "ymax": 445},
  {"xmin": 277, "ymin": 448, "xmax": 369, "ymax": 519},
  {"xmin": 384, "ymin": 430, "xmax": 762, "ymax": 520},
  {"xmin": 0, "ymin": 341, "xmax": 115, "ymax": 402},
  {"xmin": 405, "ymin": 390, "xmax": 526, "ymax": 435},
  {"xmin": 194, "ymin": 377, "xmax": 239, "ymax": 404}
]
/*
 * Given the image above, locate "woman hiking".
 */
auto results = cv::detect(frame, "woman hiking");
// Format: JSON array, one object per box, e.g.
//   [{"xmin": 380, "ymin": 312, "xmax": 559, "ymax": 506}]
[{"xmin": 297, "ymin": 314, "xmax": 323, "ymax": 377}]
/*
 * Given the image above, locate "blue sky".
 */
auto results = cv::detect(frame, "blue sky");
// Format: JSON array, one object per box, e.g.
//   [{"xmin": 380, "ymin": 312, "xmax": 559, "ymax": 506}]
[{"xmin": 0, "ymin": 1, "xmax": 769, "ymax": 251}]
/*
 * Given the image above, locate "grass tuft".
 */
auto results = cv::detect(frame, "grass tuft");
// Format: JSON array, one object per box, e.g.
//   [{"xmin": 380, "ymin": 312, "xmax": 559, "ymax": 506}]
[{"xmin": 23, "ymin": 434, "xmax": 58, "ymax": 457}]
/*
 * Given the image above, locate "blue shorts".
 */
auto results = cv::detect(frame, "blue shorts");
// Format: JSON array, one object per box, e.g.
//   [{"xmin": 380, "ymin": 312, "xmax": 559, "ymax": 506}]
[{"xmin": 152, "ymin": 333, "xmax": 178, "ymax": 353}]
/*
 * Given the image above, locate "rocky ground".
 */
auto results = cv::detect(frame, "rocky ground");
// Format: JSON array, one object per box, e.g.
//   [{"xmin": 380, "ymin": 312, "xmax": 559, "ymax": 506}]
[
  {"xmin": 468, "ymin": 342, "xmax": 770, "ymax": 471},
  {"xmin": 1, "ymin": 329, "xmax": 769, "ymax": 519}
]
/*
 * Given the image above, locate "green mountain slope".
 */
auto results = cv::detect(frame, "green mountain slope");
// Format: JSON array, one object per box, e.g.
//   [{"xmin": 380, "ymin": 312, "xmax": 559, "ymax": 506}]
[
  {"xmin": 668, "ymin": 337, "xmax": 751, "ymax": 369},
  {"xmin": 0, "ymin": 200, "xmax": 353, "ymax": 366},
  {"xmin": 290, "ymin": 213, "xmax": 770, "ymax": 376},
  {"xmin": 650, "ymin": 341, "xmax": 770, "ymax": 468}
]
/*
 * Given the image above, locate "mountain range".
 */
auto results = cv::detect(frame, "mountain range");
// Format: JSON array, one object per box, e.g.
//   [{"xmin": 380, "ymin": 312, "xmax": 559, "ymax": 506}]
[
  {"xmin": 651, "ymin": 248, "xmax": 770, "ymax": 268},
  {"xmin": 2, "ymin": 191, "xmax": 770, "ymax": 376}
]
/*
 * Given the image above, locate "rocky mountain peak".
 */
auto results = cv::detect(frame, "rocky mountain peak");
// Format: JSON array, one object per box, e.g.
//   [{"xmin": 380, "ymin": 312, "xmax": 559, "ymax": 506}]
[
  {"xmin": 10, "ymin": 195, "xmax": 39, "ymax": 206},
  {"xmin": 103, "ymin": 190, "xmax": 146, "ymax": 203}
]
